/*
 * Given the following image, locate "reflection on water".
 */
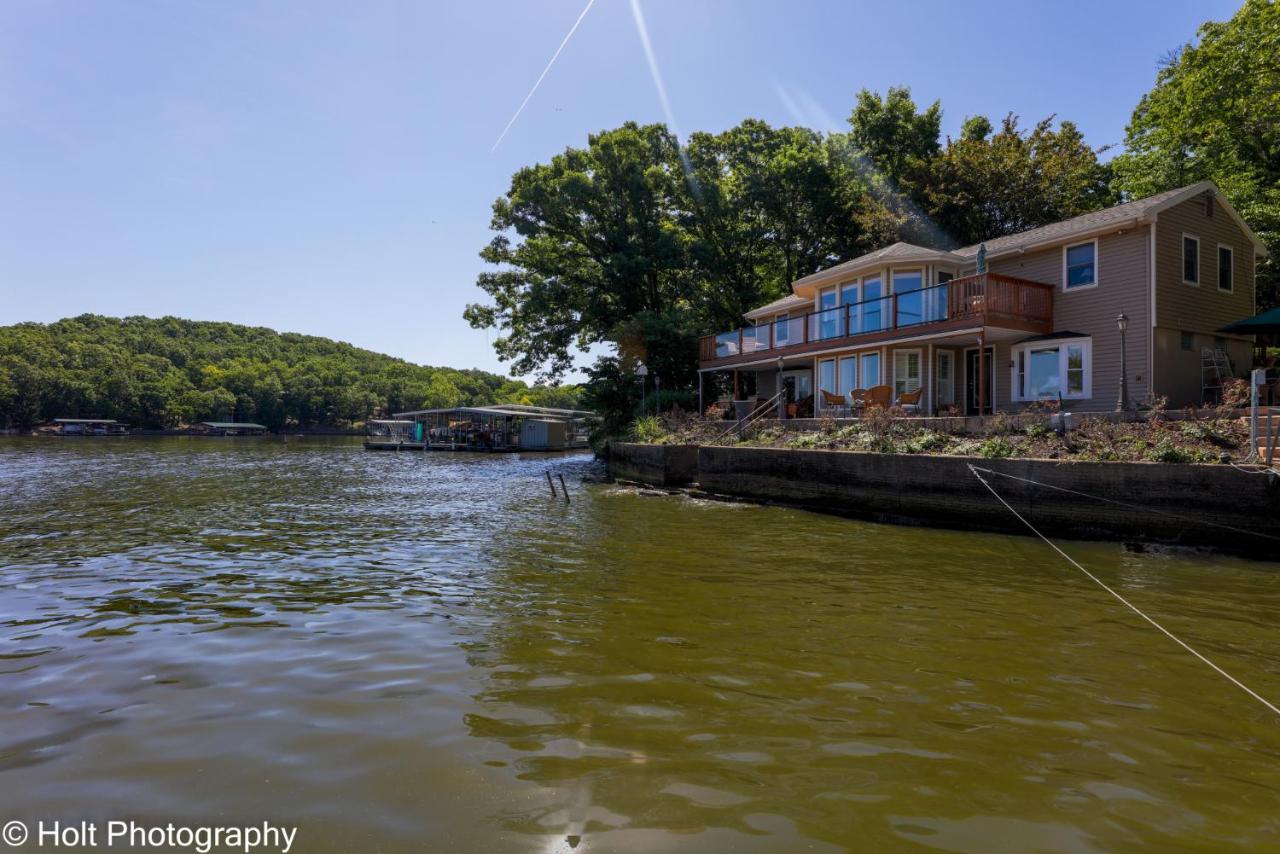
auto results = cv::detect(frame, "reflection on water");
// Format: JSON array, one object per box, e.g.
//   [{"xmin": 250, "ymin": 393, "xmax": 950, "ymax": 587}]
[{"xmin": 1, "ymin": 437, "xmax": 1279, "ymax": 851}]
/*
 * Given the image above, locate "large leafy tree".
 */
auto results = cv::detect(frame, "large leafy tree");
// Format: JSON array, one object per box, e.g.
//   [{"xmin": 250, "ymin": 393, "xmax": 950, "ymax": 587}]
[
  {"xmin": 464, "ymin": 123, "xmax": 692, "ymax": 381},
  {"xmin": 679, "ymin": 119, "xmax": 871, "ymax": 327},
  {"xmin": 920, "ymin": 114, "xmax": 1115, "ymax": 246},
  {"xmin": 467, "ymin": 119, "xmax": 875, "ymax": 389},
  {"xmin": 847, "ymin": 87, "xmax": 941, "ymax": 190},
  {"xmin": 1112, "ymin": 0, "xmax": 1280, "ymax": 308}
]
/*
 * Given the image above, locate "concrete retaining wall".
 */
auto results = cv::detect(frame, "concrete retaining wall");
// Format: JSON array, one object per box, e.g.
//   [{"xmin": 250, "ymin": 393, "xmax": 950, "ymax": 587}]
[
  {"xmin": 610, "ymin": 444, "xmax": 1280, "ymax": 556},
  {"xmin": 607, "ymin": 443, "xmax": 698, "ymax": 487}
]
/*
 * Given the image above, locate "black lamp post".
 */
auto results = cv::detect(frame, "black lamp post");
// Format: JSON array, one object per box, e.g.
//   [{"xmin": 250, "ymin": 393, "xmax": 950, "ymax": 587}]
[
  {"xmin": 636, "ymin": 362, "xmax": 648, "ymax": 414},
  {"xmin": 1116, "ymin": 313, "xmax": 1131, "ymax": 412}
]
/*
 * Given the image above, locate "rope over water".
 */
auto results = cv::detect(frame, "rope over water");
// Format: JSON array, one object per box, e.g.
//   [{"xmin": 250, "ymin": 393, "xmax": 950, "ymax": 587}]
[{"xmin": 967, "ymin": 463, "xmax": 1280, "ymax": 719}]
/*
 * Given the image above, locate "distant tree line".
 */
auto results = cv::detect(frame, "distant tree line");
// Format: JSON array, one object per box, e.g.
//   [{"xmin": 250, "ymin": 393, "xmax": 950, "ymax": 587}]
[
  {"xmin": 466, "ymin": 1, "xmax": 1278, "ymax": 431},
  {"xmin": 0, "ymin": 315, "xmax": 580, "ymax": 430}
]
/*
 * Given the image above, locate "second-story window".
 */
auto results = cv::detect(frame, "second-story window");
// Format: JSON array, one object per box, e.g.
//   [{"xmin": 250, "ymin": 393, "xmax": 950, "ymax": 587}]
[
  {"xmin": 1183, "ymin": 235, "xmax": 1200, "ymax": 284},
  {"xmin": 1218, "ymin": 245, "xmax": 1233, "ymax": 293},
  {"xmin": 1064, "ymin": 241, "xmax": 1097, "ymax": 289}
]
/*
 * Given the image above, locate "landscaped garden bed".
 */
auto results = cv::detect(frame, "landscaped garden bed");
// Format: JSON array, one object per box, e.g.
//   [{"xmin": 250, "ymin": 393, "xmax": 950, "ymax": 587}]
[{"xmin": 628, "ymin": 404, "xmax": 1253, "ymax": 464}]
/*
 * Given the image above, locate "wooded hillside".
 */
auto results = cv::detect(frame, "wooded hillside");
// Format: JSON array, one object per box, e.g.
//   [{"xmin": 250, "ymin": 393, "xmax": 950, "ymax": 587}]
[{"xmin": 0, "ymin": 315, "xmax": 579, "ymax": 430}]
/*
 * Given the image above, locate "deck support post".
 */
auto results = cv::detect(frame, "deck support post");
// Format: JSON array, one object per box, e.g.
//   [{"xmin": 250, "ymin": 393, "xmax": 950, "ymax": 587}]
[
  {"xmin": 733, "ymin": 369, "xmax": 740, "ymax": 401},
  {"xmin": 698, "ymin": 371, "xmax": 704, "ymax": 417},
  {"xmin": 977, "ymin": 331, "xmax": 987, "ymax": 417}
]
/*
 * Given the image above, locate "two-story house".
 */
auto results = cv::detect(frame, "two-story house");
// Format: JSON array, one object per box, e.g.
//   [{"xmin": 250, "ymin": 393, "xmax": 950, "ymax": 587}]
[{"xmin": 697, "ymin": 181, "xmax": 1267, "ymax": 416}]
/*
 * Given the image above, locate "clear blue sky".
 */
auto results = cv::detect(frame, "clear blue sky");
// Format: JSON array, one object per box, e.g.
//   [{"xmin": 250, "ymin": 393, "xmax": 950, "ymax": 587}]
[{"xmin": 0, "ymin": 0, "xmax": 1241, "ymax": 381}]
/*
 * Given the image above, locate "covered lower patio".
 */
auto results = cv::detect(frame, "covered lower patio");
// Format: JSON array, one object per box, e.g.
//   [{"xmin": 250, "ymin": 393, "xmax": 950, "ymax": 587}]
[{"xmin": 698, "ymin": 327, "xmax": 1043, "ymax": 420}]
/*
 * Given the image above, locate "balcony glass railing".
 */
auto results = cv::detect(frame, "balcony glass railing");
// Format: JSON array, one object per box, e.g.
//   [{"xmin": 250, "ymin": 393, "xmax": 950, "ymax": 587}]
[{"xmin": 700, "ymin": 274, "xmax": 1055, "ymax": 364}]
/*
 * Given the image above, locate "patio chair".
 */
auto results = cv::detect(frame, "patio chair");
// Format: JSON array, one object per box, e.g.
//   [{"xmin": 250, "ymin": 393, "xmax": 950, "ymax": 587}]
[
  {"xmin": 864, "ymin": 385, "xmax": 893, "ymax": 409},
  {"xmin": 820, "ymin": 389, "xmax": 850, "ymax": 417},
  {"xmin": 895, "ymin": 387, "xmax": 924, "ymax": 414},
  {"xmin": 848, "ymin": 388, "xmax": 868, "ymax": 414}
]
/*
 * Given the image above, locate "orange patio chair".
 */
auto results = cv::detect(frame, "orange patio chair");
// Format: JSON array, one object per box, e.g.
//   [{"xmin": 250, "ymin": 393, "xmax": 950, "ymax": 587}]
[
  {"xmin": 895, "ymin": 387, "xmax": 924, "ymax": 414},
  {"xmin": 865, "ymin": 385, "xmax": 893, "ymax": 409}
]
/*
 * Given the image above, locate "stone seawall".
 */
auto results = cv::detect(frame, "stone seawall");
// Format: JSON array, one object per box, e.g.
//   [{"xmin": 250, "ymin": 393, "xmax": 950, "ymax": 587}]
[
  {"xmin": 606, "ymin": 443, "xmax": 699, "ymax": 487},
  {"xmin": 608, "ymin": 444, "xmax": 1280, "ymax": 556}
]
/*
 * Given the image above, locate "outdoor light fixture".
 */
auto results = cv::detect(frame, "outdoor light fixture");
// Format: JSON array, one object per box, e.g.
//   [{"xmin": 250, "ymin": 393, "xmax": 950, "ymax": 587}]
[
  {"xmin": 636, "ymin": 362, "xmax": 648, "ymax": 413},
  {"xmin": 1116, "ymin": 313, "xmax": 1131, "ymax": 412}
]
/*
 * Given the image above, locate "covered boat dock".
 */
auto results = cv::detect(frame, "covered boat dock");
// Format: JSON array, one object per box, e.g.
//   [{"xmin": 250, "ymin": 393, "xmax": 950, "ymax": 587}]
[{"xmin": 383, "ymin": 404, "xmax": 594, "ymax": 452}]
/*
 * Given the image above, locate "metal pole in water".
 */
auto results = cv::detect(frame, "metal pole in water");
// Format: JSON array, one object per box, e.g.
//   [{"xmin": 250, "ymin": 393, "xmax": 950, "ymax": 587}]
[
  {"xmin": 558, "ymin": 473, "xmax": 570, "ymax": 504},
  {"xmin": 545, "ymin": 471, "xmax": 557, "ymax": 497}
]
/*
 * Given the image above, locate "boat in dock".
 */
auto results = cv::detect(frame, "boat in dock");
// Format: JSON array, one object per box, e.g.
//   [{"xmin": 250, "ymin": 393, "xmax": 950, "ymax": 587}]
[
  {"xmin": 363, "ymin": 419, "xmax": 424, "ymax": 451},
  {"xmin": 48, "ymin": 418, "xmax": 130, "ymax": 436},
  {"xmin": 365, "ymin": 405, "xmax": 594, "ymax": 452}
]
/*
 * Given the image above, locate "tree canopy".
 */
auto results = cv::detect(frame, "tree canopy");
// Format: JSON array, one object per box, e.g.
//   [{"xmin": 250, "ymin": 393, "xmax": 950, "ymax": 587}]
[
  {"xmin": 1112, "ymin": 0, "xmax": 1280, "ymax": 308},
  {"xmin": 0, "ymin": 315, "xmax": 579, "ymax": 430}
]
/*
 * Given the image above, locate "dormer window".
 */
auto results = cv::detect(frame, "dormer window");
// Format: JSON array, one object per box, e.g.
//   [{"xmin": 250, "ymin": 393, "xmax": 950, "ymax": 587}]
[{"xmin": 1063, "ymin": 240, "xmax": 1097, "ymax": 289}]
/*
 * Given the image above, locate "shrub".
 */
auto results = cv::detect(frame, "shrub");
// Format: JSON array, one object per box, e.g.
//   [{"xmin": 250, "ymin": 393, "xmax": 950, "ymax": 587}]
[
  {"xmin": 629, "ymin": 415, "xmax": 667, "ymax": 444},
  {"xmin": 903, "ymin": 430, "xmax": 950, "ymax": 454},
  {"xmin": 1147, "ymin": 439, "xmax": 1191, "ymax": 464},
  {"xmin": 978, "ymin": 437, "xmax": 1014, "ymax": 459}
]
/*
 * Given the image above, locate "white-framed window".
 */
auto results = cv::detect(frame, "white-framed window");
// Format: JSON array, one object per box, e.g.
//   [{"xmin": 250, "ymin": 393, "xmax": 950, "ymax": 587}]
[
  {"xmin": 817, "ymin": 286, "xmax": 839, "ymax": 339},
  {"xmin": 1062, "ymin": 239, "xmax": 1097, "ymax": 290},
  {"xmin": 892, "ymin": 268, "xmax": 924, "ymax": 326},
  {"xmin": 1012, "ymin": 337, "xmax": 1091, "ymax": 401},
  {"xmin": 1182, "ymin": 234, "xmax": 1200, "ymax": 285},
  {"xmin": 818, "ymin": 358, "xmax": 837, "ymax": 397},
  {"xmin": 892, "ymin": 349, "xmax": 922, "ymax": 396},
  {"xmin": 1218, "ymin": 244, "xmax": 1233, "ymax": 293},
  {"xmin": 860, "ymin": 352, "xmax": 881, "ymax": 388},
  {"xmin": 838, "ymin": 355, "xmax": 858, "ymax": 393},
  {"xmin": 936, "ymin": 351, "xmax": 955, "ymax": 406}
]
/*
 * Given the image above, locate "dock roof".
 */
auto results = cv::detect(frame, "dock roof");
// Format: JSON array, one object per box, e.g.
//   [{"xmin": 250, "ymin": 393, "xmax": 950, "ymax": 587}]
[
  {"xmin": 200, "ymin": 421, "xmax": 268, "ymax": 429},
  {"xmin": 55, "ymin": 418, "xmax": 121, "ymax": 424},
  {"xmin": 392, "ymin": 404, "xmax": 595, "ymax": 420}
]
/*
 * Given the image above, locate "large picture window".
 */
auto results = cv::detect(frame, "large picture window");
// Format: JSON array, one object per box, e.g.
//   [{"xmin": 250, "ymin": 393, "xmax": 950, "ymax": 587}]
[
  {"xmin": 1063, "ymin": 241, "xmax": 1097, "ymax": 289},
  {"xmin": 1012, "ymin": 338, "xmax": 1091, "ymax": 401}
]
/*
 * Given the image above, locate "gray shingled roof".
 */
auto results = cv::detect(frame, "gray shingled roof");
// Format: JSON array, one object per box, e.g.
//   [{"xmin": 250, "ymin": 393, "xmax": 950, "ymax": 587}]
[
  {"xmin": 743, "ymin": 293, "xmax": 810, "ymax": 320},
  {"xmin": 793, "ymin": 242, "xmax": 964, "ymax": 288},
  {"xmin": 954, "ymin": 184, "xmax": 1202, "ymax": 258}
]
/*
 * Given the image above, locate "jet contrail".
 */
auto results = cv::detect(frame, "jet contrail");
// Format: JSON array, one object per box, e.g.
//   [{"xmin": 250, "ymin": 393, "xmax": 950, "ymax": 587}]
[
  {"xmin": 628, "ymin": 0, "xmax": 701, "ymax": 199},
  {"xmin": 491, "ymin": 0, "xmax": 598, "ymax": 152}
]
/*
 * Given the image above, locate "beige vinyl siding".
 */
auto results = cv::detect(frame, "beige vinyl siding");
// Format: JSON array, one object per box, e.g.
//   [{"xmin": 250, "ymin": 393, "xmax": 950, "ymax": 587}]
[
  {"xmin": 1155, "ymin": 194, "xmax": 1256, "ymax": 332},
  {"xmin": 1152, "ymin": 194, "xmax": 1257, "ymax": 405},
  {"xmin": 1151, "ymin": 328, "xmax": 1253, "ymax": 408},
  {"xmin": 987, "ymin": 226, "xmax": 1151, "ymax": 412}
]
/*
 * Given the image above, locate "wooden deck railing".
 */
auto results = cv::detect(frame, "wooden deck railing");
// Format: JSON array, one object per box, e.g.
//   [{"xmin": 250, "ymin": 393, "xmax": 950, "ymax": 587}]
[{"xmin": 699, "ymin": 272, "xmax": 1054, "ymax": 365}]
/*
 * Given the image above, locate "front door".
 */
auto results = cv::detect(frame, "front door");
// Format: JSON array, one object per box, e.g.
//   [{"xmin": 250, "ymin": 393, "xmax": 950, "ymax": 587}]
[{"xmin": 965, "ymin": 347, "xmax": 995, "ymax": 415}]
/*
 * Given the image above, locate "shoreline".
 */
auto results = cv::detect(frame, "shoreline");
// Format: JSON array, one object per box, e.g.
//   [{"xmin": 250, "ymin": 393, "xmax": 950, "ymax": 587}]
[{"xmin": 607, "ymin": 442, "xmax": 1280, "ymax": 559}]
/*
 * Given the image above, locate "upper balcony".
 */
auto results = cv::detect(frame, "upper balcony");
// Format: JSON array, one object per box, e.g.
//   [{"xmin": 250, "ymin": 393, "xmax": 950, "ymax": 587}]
[{"xmin": 698, "ymin": 272, "xmax": 1054, "ymax": 368}]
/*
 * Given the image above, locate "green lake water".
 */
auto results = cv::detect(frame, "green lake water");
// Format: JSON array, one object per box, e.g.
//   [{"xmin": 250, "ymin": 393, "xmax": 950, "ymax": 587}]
[{"xmin": 1, "ymin": 437, "xmax": 1279, "ymax": 852}]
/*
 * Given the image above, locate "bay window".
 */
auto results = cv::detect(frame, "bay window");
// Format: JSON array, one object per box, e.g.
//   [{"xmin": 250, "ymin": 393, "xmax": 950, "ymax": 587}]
[{"xmin": 1013, "ymin": 338, "xmax": 1091, "ymax": 401}]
